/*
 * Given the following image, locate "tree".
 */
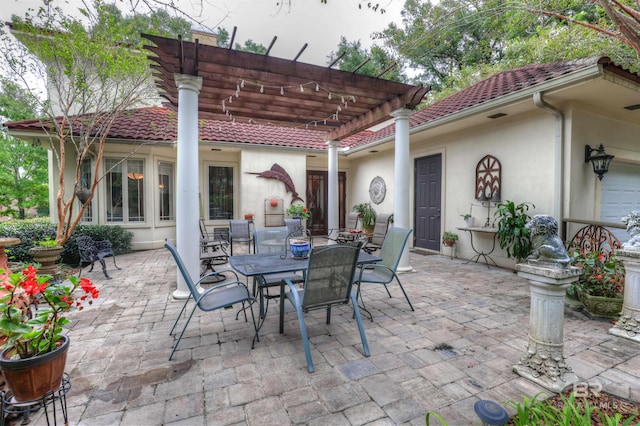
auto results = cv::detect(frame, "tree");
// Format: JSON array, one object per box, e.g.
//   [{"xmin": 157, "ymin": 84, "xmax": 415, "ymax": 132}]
[
  {"xmin": 0, "ymin": 78, "xmax": 48, "ymax": 219},
  {"xmin": 327, "ymin": 36, "xmax": 407, "ymax": 82},
  {"xmin": 0, "ymin": 0, "xmax": 189, "ymax": 244}
]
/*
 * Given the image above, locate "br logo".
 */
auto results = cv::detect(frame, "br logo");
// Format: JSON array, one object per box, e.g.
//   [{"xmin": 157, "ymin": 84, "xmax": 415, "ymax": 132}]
[{"xmin": 572, "ymin": 381, "xmax": 603, "ymax": 397}]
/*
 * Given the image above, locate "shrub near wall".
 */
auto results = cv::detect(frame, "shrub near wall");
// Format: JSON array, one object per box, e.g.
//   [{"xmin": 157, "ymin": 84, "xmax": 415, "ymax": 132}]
[{"xmin": 0, "ymin": 219, "xmax": 133, "ymax": 265}]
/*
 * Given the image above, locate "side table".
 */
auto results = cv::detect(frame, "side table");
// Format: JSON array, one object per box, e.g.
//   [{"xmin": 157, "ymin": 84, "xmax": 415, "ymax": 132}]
[
  {"xmin": 457, "ymin": 226, "xmax": 499, "ymax": 268},
  {"xmin": 1, "ymin": 373, "xmax": 71, "ymax": 426}
]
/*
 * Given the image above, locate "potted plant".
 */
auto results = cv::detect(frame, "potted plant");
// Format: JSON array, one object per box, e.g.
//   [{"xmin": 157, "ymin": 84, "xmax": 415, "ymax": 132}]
[
  {"xmin": 0, "ymin": 265, "xmax": 99, "ymax": 401},
  {"xmin": 285, "ymin": 203, "xmax": 311, "ymax": 221},
  {"xmin": 442, "ymin": 231, "xmax": 458, "ymax": 247},
  {"xmin": 352, "ymin": 203, "xmax": 377, "ymax": 233},
  {"xmin": 28, "ymin": 238, "xmax": 64, "ymax": 276},
  {"xmin": 494, "ymin": 200, "xmax": 534, "ymax": 262},
  {"xmin": 570, "ymin": 250, "xmax": 625, "ymax": 319},
  {"xmin": 461, "ymin": 213, "xmax": 475, "ymax": 227}
]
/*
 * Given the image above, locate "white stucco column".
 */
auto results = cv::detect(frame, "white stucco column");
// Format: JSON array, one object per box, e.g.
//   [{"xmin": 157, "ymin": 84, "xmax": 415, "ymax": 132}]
[
  {"xmin": 327, "ymin": 140, "xmax": 340, "ymax": 245},
  {"xmin": 391, "ymin": 108, "xmax": 412, "ymax": 271},
  {"xmin": 610, "ymin": 249, "xmax": 640, "ymax": 342},
  {"xmin": 173, "ymin": 74, "xmax": 203, "ymax": 299}
]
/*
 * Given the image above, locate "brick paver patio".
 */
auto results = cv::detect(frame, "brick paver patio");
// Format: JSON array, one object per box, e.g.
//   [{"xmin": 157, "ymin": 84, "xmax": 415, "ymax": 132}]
[{"xmin": 28, "ymin": 244, "xmax": 640, "ymax": 425}]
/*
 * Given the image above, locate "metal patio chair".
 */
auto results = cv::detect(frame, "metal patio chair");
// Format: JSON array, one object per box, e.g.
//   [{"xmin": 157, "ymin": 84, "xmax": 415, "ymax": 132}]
[
  {"xmin": 362, "ymin": 213, "xmax": 393, "ymax": 254},
  {"xmin": 354, "ymin": 227, "xmax": 414, "ymax": 320},
  {"xmin": 76, "ymin": 235, "xmax": 121, "ymax": 279},
  {"xmin": 279, "ymin": 243, "xmax": 369, "ymax": 373},
  {"xmin": 164, "ymin": 240, "xmax": 257, "ymax": 360},
  {"xmin": 230, "ymin": 219, "xmax": 254, "ymax": 255}
]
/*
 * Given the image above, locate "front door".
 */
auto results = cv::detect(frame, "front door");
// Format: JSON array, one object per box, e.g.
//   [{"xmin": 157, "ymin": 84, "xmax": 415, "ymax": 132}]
[
  {"xmin": 307, "ymin": 171, "xmax": 346, "ymax": 235},
  {"xmin": 415, "ymin": 154, "xmax": 442, "ymax": 250}
]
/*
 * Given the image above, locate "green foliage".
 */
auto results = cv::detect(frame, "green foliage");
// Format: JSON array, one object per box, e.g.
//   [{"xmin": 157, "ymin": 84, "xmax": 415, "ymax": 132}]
[
  {"xmin": 425, "ymin": 410, "xmax": 448, "ymax": 425},
  {"xmin": 0, "ymin": 78, "xmax": 48, "ymax": 219},
  {"xmin": 328, "ymin": 36, "xmax": 406, "ymax": 82},
  {"xmin": 0, "ymin": 219, "xmax": 133, "ymax": 265},
  {"xmin": 494, "ymin": 200, "xmax": 534, "ymax": 261},
  {"xmin": 506, "ymin": 391, "xmax": 637, "ymax": 425},
  {"xmin": 570, "ymin": 250, "xmax": 625, "ymax": 297},
  {"xmin": 285, "ymin": 203, "xmax": 311, "ymax": 220},
  {"xmin": 442, "ymin": 231, "xmax": 458, "ymax": 242},
  {"xmin": 352, "ymin": 203, "xmax": 377, "ymax": 229}
]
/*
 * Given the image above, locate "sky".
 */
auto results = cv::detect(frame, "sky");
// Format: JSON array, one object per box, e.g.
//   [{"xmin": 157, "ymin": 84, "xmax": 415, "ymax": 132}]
[{"xmin": 2, "ymin": 0, "xmax": 406, "ymax": 66}]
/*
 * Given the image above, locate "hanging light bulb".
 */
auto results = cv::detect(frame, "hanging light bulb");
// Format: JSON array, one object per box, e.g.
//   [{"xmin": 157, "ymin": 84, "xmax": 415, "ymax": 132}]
[
  {"xmin": 222, "ymin": 100, "xmax": 226, "ymax": 112},
  {"xmin": 260, "ymin": 85, "xmax": 264, "ymax": 93},
  {"xmin": 240, "ymin": 80, "xmax": 245, "ymax": 88},
  {"xmin": 341, "ymin": 96, "xmax": 345, "ymax": 103},
  {"xmin": 328, "ymin": 93, "xmax": 332, "ymax": 100},
  {"xmin": 300, "ymin": 84, "xmax": 304, "ymax": 92},
  {"xmin": 315, "ymin": 83, "xmax": 319, "ymax": 91},
  {"xmin": 280, "ymin": 87, "xmax": 284, "ymax": 95}
]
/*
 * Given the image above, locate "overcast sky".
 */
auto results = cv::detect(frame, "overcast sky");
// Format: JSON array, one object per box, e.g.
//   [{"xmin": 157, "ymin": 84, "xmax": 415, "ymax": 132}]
[{"xmin": 3, "ymin": 0, "xmax": 405, "ymax": 66}]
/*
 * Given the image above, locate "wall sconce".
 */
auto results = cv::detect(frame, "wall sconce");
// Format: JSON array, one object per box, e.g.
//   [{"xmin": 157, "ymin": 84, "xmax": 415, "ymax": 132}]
[{"xmin": 585, "ymin": 144, "xmax": 614, "ymax": 181}]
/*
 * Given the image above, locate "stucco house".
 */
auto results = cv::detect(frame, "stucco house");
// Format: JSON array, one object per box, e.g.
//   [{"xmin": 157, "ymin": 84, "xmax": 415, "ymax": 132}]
[{"xmin": 5, "ymin": 56, "xmax": 640, "ymax": 269}]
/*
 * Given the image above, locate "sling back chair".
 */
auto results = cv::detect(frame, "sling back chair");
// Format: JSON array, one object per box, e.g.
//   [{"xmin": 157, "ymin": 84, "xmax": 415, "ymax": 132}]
[
  {"xmin": 362, "ymin": 213, "xmax": 393, "ymax": 254},
  {"xmin": 229, "ymin": 219, "xmax": 254, "ymax": 255},
  {"xmin": 165, "ymin": 240, "xmax": 257, "ymax": 360},
  {"xmin": 280, "ymin": 243, "xmax": 369, "ymax": 373},
  {"xmin": 354, "ymin": 227, "xmax": 414, "ymax": 320}
]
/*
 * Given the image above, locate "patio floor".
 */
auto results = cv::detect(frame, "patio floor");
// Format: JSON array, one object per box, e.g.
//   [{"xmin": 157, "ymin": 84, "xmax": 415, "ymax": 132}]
[{"xmin": 30, "ymin": 243, "xmax": 640, "ymax": 425}]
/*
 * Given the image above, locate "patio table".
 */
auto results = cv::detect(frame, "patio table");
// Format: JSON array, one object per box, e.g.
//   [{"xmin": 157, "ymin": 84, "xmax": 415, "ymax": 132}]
[
  {"xmin": 229, "ymin": 251, "xmax": 381, "ymax": 336},
  {"xmin": 457, "ymin": 226, "xmax": 499, "ymax": 268}
]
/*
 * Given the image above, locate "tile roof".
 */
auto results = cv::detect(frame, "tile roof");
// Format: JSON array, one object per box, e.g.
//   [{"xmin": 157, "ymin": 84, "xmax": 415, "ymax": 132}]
[{"xmin": 5, "ymin": 56, "xmax": 634, "ymax": 151}]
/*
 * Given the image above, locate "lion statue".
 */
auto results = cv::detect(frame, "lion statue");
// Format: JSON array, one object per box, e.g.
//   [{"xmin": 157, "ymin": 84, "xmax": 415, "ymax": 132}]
[
  {"xmin": 622, "ymin": 211, "xmax": 640, "ymax": 251},
  {"xmin": 526, "ymin": 214, "xmax": 571, "ymax": 268}
]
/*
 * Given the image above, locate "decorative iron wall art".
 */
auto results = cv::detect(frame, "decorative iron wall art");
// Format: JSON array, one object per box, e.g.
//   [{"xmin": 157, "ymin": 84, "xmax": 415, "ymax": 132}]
[{"xmin": 475, "ymin": 155, "xmax": 501, "ymax": 201}]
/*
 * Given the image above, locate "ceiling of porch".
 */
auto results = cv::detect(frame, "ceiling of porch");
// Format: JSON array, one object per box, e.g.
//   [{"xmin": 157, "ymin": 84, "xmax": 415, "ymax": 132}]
[{"xmin": 142, "ymin": 33, "xmax": 430, "ymax": 141}]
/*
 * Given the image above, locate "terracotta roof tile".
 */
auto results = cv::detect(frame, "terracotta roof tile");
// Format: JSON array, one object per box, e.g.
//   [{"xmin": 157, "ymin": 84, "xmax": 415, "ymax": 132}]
[{"xmin": 5, "ymin": 57, "xmax": 633, "ymax": 152}]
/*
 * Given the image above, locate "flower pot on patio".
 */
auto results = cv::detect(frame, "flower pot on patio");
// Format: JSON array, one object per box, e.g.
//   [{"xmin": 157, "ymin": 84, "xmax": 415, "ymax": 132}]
[
  {"xmin": 577, "ymin": 289, "xmax": 623, "ymax": 319},
  {"xmin": 28, "ymin": 246, "xmax": 64, "ymax": 276},
  {"xmin": 0, "ymin": 335, "xmax": 69, "ymax": 402}
]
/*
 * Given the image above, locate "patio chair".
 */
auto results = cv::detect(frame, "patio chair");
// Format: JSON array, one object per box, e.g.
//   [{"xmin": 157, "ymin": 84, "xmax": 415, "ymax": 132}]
[
  {"xmin": 76, "ymin": 235, "xmax": 121, "ymax": 280},
  {"xmin": 230, "ymin": 219, "xmax": 254, "ymax": 255},
  {"xmin": 199, "ymin": 220, "xmax": 229, "ymax": 275},
  {"xmin": 164, "ymin": 240, "xmax": 257, "ymax": 360},
  {"xmin": 327, "ymin": 212, "xmax": 363, "ymax": 244},
  {"xmin": 252, "ymin": 227, "xmax": 304, "ymax": 318},
  {"xmin": 354, "ymin": 227, "xmax": 414, "ymax": 320},
  {"xmin": 362, "ymin": 213, "xmax": 393, "ymax": 254},
  {"xmin": 279, "ymin": 243, "xmax": 369, "ymax": 373},
  {"xmin": 284, "ymin": 217, "xmax": 303, "ymax": 237}
]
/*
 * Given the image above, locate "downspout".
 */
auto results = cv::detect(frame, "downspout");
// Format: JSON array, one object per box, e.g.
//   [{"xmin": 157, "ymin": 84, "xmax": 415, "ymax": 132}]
[{"xmin": 533, "ymin": 92, "xmax": 564, "ymax": 235}]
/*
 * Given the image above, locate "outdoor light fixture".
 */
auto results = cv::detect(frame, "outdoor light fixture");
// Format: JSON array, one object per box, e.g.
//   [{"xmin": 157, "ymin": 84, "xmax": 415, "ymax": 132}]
[{"xmin": 585, "ymin": 144, "xmax": 614, "ymax": 181}]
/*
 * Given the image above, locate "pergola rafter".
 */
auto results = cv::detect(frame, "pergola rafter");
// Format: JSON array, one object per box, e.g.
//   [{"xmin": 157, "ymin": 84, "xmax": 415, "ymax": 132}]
[{"xmin": 142, "ymin": 33, "xmax": 430, "ymax": 140}]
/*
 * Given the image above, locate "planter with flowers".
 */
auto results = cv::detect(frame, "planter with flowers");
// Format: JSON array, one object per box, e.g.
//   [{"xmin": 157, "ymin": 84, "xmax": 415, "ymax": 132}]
[
  {"xmin": 0, "ymin": 265, "xmax": 99, "ymax": 402},
  {"xmin": 28, "ymin": 238, "xmax": 64, "ymax": 277},
  {"xmin": 285, "ymin": 204, "xmax": 311, "ymax": 257},
  {"xmin": 570, "ymin": 250, "xmax": 625, "ymax": 319},
  {"xmin": 285, "ymin": 203, "xmax": 311, "ymax": 221}
]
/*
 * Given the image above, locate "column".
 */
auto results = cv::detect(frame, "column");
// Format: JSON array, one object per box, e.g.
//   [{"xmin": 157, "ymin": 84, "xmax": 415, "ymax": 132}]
[
  {"xmin": 609, "ymin": 249, "xmax": 640, "ymax": 342},
  {"xmin": 514, "ymin": 264, "xmax": 581, "ymax": 392},
  {"xmin": 173, "ymin": 74, "xmax": 203, "ymax": 299},
  {"xmin": 327, "ymin": 140, "xmax": 340, "ymax": 245},
  {"xmin": 391, "ymin": 108, "xmax": 412, "ymax": 271}
]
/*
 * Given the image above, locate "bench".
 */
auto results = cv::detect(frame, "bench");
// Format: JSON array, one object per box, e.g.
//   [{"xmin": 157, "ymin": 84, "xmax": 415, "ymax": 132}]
[{"xmin": 76, "ymin": 236, "xmax": 121, "ymax": 280}]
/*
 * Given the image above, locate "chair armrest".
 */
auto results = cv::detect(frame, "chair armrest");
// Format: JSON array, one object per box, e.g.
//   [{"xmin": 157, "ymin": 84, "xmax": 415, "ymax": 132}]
[
  {"xmin": 357, "ymin": 263, "xmax": 392, "ymax": 281},
  {"xmin": 195, "ymin": 280, "xmax": 253, "ymax": 303}
]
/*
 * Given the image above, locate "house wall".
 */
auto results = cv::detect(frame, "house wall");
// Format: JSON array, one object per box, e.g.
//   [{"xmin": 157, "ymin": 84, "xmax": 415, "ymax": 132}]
[{"xmin": 565, "ymin": 107, "xmax": 640, "ymax": 238}]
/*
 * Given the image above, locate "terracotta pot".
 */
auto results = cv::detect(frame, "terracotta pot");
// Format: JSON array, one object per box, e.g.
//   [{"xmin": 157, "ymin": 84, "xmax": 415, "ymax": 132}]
[
  {"xmin": 577, "ymin": 289, "xmax": 623, "ymax": 319},
  {"xmin": 443, "ymin": 239, "xmax": 456, "ymax": 247},
  {"xmin": 244, "ymin": 214, "xmax": 254, "ymax": 220},
  {"xmin": 0, "ymin": 335, "xmax": 69, "ymax": 402}
]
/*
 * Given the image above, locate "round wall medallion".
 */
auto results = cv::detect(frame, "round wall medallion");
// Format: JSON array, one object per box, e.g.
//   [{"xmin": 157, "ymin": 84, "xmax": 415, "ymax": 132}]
[{"xmin": 369, "ymin": 176, "xmax": 386, "ymax": 204}]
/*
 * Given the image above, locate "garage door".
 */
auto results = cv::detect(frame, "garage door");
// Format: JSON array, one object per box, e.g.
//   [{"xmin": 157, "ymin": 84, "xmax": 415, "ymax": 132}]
[{"xmin": 600, "ymin": 163, "xmax": 640, "ymax": 242}]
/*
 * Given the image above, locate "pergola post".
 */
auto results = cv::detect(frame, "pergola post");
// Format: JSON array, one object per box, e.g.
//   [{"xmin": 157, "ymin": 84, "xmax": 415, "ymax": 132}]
[
  {"xmin": 173, "ymin": 74, "xmax": 203, "ymax": 299},
  {"xmin": 391, "ymin": 108, "xmax": 413, "ymax": 272},
  {"xmin": 327, "ymin": 140, "xmax": 340, "ymax": 245}
]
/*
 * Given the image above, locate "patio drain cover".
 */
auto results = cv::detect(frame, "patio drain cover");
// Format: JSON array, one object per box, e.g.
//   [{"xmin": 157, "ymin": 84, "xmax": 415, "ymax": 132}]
[{"xmin": 474, "ymin": 400, "xmax": 508, "ymax": 425}]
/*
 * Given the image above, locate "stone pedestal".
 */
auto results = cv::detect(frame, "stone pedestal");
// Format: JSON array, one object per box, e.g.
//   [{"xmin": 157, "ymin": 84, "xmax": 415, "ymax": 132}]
[
  {"xmin": 514, "ymin": 263, "xmax": 581, "ymax": 392},
  {"xmin": 609, "ymin": 249, "xmax": 640, "ymax": 343}
]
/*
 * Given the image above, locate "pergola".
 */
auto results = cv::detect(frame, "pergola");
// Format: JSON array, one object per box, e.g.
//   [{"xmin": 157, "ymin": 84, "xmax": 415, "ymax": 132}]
[{"xmin": 142, "ymin": 33, "xmax": 430, "ymax": 298}]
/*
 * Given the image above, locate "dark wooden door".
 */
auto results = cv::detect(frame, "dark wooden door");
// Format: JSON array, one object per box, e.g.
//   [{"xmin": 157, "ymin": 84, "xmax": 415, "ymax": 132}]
[
  {"xmin": 307, "ymin": 171, "xmax": 346, "ymax": 235},
  {"xmin": 415, "ymin": 154, "xmax": 442, "ymax": 250}
]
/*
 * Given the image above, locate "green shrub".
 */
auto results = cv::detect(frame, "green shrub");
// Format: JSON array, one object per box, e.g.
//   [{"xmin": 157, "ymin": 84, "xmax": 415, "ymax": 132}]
[{"xmin": 0, "ymin": 219, "xmax": 133, "ymax": 265}]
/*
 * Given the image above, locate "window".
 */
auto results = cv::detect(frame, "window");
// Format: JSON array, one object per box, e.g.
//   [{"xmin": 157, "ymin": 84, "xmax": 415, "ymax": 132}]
[
  {"xmin": 158, "ymin": 161, "xmax": 175, "ymax": 221},
  {"xmin": 80, "ymin": 158, "xmax": 93, "ymax": 222},
  {"xmin": 208, "ymin": 165, "xmax": 233, "ymax": 220},
  {"xmin": 106, "ymin": 158, "xmax": 145, "ymax": 223}
]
